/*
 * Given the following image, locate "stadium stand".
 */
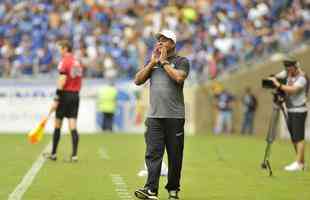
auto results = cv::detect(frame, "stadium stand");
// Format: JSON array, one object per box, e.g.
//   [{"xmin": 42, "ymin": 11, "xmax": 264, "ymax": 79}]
[{"xmin": 0, "ymin": 0, "xmax": 309, "ymax": 82}]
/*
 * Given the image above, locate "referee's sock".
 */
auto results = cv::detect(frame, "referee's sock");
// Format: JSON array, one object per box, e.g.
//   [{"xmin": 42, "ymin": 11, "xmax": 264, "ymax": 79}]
[
  {"xmin": 71, "ymin": 129, "xmax": 79, "ymax": 157},
  {"xmin": 52, "ymin": 128, "xmax": 61, "ymax": 155}
]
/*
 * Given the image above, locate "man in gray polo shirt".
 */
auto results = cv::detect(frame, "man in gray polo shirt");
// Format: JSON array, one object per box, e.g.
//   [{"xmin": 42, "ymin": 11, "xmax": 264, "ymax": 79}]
[{"xmin": 134, "ymin": 29, "xmax": 190, "ymax": 200}]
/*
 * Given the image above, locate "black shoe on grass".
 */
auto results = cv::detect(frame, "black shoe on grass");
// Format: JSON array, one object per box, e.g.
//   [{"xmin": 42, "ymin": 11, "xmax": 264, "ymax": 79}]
[
  {"xmin": 134, "ymin": 188, "xmax": 158, "ymax": 200},
  {"xmin": 168, "ymin": 190, "xmax": 179, "ymax": 199},
  {"xmin": 43, "ymin": 153, "xmax": 57, "ymax": 161}
]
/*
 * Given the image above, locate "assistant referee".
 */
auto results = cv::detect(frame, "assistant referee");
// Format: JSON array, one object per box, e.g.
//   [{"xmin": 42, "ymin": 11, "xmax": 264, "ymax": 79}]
[{"xmin": 46, "ymin": 40, "xmax": 83, "ymax": 162}]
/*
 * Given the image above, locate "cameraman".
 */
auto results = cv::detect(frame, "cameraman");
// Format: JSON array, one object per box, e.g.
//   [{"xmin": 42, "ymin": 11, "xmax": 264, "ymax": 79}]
[{"xmin": 269, "ymin": 58, "xmax": 308, "ymax": 171}]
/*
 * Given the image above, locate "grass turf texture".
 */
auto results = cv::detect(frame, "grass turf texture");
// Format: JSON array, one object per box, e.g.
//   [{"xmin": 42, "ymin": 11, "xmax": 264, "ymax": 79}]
[{"xmin": 1, "ymin": 133, "xmax": 309, "ymax": 200}]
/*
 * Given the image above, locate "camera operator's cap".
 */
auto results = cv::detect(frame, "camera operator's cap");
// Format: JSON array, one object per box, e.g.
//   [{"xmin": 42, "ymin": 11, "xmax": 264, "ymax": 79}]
[
  {"xmin": 155, "ymin": 29, "xmax": 177, "ymax": 44},
  {"xmin": 283, "ymin": 56, "xmax": 299, "ymax": 67}
]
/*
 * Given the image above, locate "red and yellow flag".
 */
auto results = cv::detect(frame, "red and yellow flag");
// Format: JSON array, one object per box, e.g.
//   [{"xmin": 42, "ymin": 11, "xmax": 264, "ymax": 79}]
[{"xmin": 28, "ymin": 118, "xmax": 48, "ymax": 144}]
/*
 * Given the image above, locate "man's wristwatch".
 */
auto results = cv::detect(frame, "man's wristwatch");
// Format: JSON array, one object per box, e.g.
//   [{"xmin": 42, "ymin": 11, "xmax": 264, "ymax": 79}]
[{"xmin": 160, "ymin": 60, "xmax": 170, "ymax": 66}]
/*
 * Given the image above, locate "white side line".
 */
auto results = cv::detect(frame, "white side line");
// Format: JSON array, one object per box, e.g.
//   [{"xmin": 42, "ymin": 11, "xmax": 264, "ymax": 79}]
[
  {"xmin": 98, "ymin": 146, "xmax": 110, "ymax": 160},
  {"xmin": 111, "ymin": 174, "xmax": 134, "ymax": 200},
  {"xmin": 100, "ymin": 148, "xmax": 133, "ymax": 199},
  {"xmin": 8, "ymin": 142, "xmax": 51, "ymax": 200}
]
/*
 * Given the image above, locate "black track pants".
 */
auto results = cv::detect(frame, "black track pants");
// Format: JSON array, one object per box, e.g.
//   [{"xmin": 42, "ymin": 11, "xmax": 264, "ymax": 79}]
[{"xmin": 144, "ymin": 118, "xmax": 185, "ymax": 193}]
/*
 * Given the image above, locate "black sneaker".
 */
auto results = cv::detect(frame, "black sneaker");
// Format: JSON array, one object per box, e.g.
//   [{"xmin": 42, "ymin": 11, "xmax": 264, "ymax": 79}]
[
  {"xmin": 43, "ymin": 153, "xmax": 57, "ymax": 161},
  {"xmin": 168, "ymin": 190, "xmax": 179, "ymax": 199},
  {"xmin": 134, "ymin": 188, "xmax": 158, "ymax": 200}
]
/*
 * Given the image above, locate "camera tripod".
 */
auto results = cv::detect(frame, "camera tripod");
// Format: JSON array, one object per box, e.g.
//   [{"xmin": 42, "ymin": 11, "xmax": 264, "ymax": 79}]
[{"xmin": 261, "ymin": 91, "xmax": 288, "ymax": 176}]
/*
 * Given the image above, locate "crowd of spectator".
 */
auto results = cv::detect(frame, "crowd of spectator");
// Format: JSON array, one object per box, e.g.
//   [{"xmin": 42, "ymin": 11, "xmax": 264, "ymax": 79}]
[{"xmin": 0, "ymin": 0, "xmax": 309, "ymax": 82}]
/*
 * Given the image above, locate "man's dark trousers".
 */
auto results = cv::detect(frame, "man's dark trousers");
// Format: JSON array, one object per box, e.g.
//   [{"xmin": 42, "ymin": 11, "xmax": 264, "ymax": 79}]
[{"xmin": 144, "ymin": 118, "xmax": 185, "ymax": 193}]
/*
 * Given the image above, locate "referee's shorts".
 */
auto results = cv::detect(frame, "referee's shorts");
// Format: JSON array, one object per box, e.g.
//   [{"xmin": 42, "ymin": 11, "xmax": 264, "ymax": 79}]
[
  {"xmin": 287, "ymin": 112, "xmax": 307, "ymax": 143},
  {"xmin": 56, "ymin": 91, "xmax": 80, "ymax": 119}
]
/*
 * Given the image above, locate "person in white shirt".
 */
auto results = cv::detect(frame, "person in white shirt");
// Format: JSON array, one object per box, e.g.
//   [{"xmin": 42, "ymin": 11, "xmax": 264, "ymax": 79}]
[
  {"xmin": 138, "ymin": 161, "xmax": 168, "ymax": 177},
  {"xmin": 269, "ymin": 57, "xmax": 308, "ymax": 171}
]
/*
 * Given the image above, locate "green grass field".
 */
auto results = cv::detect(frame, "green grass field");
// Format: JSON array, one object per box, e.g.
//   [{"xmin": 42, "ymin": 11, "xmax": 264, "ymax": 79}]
[{"xmin": 1, "ymin": 133, "xmax": 309, "ymax": 200}]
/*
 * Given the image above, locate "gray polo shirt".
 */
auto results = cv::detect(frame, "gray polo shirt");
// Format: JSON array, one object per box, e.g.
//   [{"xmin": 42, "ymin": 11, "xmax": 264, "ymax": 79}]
[
  {"xmin": 276, "ymin": 70, "xmax": 308, "ymax": 113},
  {"xmin": 148, "ymin": 55, "xmax": 190, "ymax": 118}
]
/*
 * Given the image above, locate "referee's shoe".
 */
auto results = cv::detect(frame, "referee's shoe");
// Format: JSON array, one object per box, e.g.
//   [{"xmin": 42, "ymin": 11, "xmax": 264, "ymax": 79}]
[
  {"xmin": 43, "ymin": 153, "xmax": 57, "ymax": 161},
  {"xmin": 134, "ymin": 188, "xmax": 158, "ymax": 200}
]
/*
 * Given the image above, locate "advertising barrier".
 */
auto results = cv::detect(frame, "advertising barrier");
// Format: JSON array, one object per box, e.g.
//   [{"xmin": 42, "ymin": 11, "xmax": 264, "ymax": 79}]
[
  {"xmin": 0, "ymin": 83, "xmax": 96, "ymax": 133},
  {"xmin": 0, "ymin": 80, "xmax": 144, "ymax": 134}
]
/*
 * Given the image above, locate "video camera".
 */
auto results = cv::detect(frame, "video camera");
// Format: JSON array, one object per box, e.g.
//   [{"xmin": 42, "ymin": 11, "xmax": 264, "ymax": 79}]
[{"xmin": 262, "ymin": 77, "xmax": 286, "ymax": 89}]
